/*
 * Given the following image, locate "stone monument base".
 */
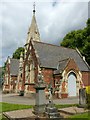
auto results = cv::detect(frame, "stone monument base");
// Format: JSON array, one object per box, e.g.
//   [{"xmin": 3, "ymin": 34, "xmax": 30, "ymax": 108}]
[
  {"xmin": 45, "ymin": 102, "xmax": 62, "ymax": 119},
  {"xmin": 33, "ymin": 104, "xmax": 46, "ymax": 116}
]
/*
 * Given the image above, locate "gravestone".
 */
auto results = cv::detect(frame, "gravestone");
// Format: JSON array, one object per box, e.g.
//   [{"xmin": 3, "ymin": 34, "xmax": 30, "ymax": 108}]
[{"xmin": 79, "ymin": 88, "xmax": 87, "ymax": 108}]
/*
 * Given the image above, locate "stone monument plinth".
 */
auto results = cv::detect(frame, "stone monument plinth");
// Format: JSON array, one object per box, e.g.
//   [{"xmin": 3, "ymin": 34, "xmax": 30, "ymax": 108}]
[
  {"xmin": 45, "ymin": 102, "xmax": 60, "ymax": 118},
  {"xmin": 33, "ymin": 71, "xmax": 46, "ymax": 116}
]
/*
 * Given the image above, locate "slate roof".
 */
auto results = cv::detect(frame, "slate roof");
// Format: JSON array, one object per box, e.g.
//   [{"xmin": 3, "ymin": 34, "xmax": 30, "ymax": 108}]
[
  {"xmin": 33, "ymin": 41, "xmax": 90, "ymax": 71},
  {"xmin": 54, "ymin": 58, "xmax": 69, "ymax": 75},
  {"xmin": 58, "ymin": 58, "xmax": 70, "ymax": 71},
  {"xmin": 0, "ymin": 67, "xmax": 2, "ymax": 76},
  {"xmin": 0, "ymin": 67, "xmax": 4, "ymax": 85},
  {"xmin": 10, "ymin": 59, "xmax": 19, "ymax": 76}
]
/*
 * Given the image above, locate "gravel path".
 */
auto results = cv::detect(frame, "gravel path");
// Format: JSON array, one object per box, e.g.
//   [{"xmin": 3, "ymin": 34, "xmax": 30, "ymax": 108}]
[{"xmin": 2, "ymin": 93, "xmax": 79, "ymax": 105}]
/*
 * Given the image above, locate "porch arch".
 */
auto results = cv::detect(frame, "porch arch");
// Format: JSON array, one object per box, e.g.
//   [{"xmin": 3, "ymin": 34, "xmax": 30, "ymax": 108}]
[{"xmin": 67, "ymin": 71, "xmax": 77, "ymax": 97}]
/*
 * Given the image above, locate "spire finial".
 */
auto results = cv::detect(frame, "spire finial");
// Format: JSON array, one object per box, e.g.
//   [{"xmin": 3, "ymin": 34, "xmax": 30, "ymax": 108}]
[{"xmin": 33, "ymin": 2, "xmax": 36, "ymax": 14}]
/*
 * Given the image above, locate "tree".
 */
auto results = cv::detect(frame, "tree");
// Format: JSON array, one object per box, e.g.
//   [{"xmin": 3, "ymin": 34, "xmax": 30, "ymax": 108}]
[
  {"xmin": 12, "ymin": 47, "xmax": 24, "ymax": 59},
  {"xmin": 60, "ymin": 18, "xmax": 90, "ymax": 65},
  {"xmin": 61, "ymin": 38, "xmax": 75, "ymax": 48},
  {"xmin": 86, "ymin": 18, "xmax": 90, "ymax": 36},
  {"xmin": 82, "ymin": 42, "xmax": 90, "ymax": 65}
]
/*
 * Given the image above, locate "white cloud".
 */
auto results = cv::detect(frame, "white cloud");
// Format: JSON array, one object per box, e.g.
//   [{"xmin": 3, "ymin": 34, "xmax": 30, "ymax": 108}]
[
  {"xmin": 39, "ymin": 2, "xmax": 88, "ymax": 44},
  {"xmin": 88, "ymin": 1, "xmax": 90, "ymax": 18},
  {"xmin": 0, "ymin": 0, "xmax": 89, "ymax": 66}
]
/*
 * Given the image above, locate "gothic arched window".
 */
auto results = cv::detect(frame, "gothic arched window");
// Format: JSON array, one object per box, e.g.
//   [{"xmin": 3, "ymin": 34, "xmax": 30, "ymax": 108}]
[{"xmin": 30, "ymin": 61, "xmax": 35, "ymax": 83}]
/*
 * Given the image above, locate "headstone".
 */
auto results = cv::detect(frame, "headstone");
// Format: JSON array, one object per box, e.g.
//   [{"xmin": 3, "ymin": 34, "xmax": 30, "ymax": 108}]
[{"xmin": 79, "ymin": 88, "xmax": 87, "ymax": 107}]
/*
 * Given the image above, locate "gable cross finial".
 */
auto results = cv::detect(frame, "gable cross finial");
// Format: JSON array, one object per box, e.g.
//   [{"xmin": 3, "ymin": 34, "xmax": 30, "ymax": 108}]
[{"xmin": 33, "ymin": 2, "xmax": 36, "ymax": 14}]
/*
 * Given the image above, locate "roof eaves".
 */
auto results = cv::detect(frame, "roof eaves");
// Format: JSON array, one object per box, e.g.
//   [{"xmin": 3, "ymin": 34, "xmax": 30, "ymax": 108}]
[
  {"xmin": 40, "ymin": 65, "xmax": 56, "ymax": 70},
  {"xmin": 76, "ymin": 48, "xmax": 90, "ymax": 71}
]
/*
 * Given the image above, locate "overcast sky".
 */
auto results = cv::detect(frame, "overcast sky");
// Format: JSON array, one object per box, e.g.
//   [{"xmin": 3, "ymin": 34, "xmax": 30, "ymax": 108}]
[{"xmin": 0, "ymin": 0, "xmax": 90, "ymax": 67}]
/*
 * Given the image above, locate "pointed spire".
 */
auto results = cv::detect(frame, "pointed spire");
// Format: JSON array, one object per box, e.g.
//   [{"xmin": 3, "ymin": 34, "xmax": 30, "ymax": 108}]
[
  {"xmin": 26, "ymin": 2, "xmax": 40, "ymax": 44},
  {"xmin": 33, "ymin": 2, "xmax": 36, "ymax": 14}
]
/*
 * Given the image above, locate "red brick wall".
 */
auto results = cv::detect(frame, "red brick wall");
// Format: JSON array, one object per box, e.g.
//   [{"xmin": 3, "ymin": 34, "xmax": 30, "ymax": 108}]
[
  {"xmin": 28, "ymin": 84, "xmax": 35, "ymax": 92},
  {"xmin": 42, "ymin": 68, "xmax": 54, "ymax": 87},
  {"xmin": 82, "ymin": 71, "xmax": 90, "ymax": 86},
  {"xmin": 5, "ymin": 85, "xmax": 9, "ymax": 89},
  {"xmin": 65, "ymin": 59, "xmax": 79, "ymax": 74},
  {"xmin": 65, "ymin": 59, "xmax": 90, "ymax": 86},
  {"xmin": 25, "ymin": 68, "xmax": 54, "ymax": 92},
  {"xmin": 54, "ymin": 76, "xmax": 61, "ymax": 81},
  {"xmin": 54, "ymin": 75, "xmax": 61, "ymax": 87}
]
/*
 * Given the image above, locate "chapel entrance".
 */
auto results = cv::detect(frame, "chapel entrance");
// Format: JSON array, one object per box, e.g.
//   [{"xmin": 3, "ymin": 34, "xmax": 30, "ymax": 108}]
[{"xmin": 68, "ymin": 72, "xmax": 77, "ymax": 97}]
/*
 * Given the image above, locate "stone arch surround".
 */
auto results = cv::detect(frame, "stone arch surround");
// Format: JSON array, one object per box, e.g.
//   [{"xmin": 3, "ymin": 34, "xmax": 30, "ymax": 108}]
[{"xmin": 67, "ymin": 71, "xmax": 77, "ymax": 97}]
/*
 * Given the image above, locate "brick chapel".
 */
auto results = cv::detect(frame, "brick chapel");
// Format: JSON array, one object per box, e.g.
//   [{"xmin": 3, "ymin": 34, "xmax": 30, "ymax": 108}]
[{"xmin": 3, "ymin": 6, "xmax": 90, "ymax": 98}]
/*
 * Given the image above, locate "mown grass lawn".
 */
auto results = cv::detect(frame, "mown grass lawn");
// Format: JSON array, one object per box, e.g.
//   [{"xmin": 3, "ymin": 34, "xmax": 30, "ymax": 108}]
[
  {"xmin": 0, "ymin": 102, "xmax": 77, "ymax": 113},
  {"xmin": 0, "ymin": 102, "xmax": 89, "ymax": 119},
  {"xmin": 56, "ymin": 104, "xmax": 89, "ymax": 119},
  {"xmin": 69, "ymin": 112, "xmax": 89, "ymax": 119},
  {"xmin": 55, "ymin": 104, "xmax": 77, "ymax": 109},
  {"xmin": 0, "ymin": 102, "xmax": 33, "ymax": 120},
  {"xmin": 0, "ymin": 102, "xmax": 2, "ymax": 112},
  {"xmin": 1, "ymin": 102, "xmax": 33, "ymax": 112}
]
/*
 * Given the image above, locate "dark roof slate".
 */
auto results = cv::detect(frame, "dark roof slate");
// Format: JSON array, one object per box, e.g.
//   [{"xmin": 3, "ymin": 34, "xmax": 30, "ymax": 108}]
[
  {"xmin": 54, "ymin": 58, "xmax": 69, "ymax": 75},
  {"xmin": 58, "ymin": 58, "xmax": 69, "ymax": 71},
  {"xmin": 0, "ymin": 67, "xmax": 2, "ymax": 76},
  {"xmin": 10, "ymin": 59, "xmax": 19, "ymax": 76},
  {"xmin": 34, "ymin": 41, "xmax": 90, "ymax": 71}
]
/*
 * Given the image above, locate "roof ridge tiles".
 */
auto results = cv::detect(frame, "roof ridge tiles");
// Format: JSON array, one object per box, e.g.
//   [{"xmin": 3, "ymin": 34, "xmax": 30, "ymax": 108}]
[{"xmin": 34, "ymin": 41, "xmax": 76, "ymax": 51}]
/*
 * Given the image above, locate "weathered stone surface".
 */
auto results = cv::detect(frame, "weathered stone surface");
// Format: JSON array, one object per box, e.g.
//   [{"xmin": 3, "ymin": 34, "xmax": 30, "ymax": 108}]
[
  {"xmin": 59, "ymin": 106, "xmax": 89, "ymax": 115},
  {"xmin": 3, "ymin": 106, "xmax": 89, "ymax": 119},
  {"xmin": 79, "ymin": 88, "xmax": 87, "ymax": 108},
  {"xmin": 33, "ymin": 72, "xmax": 46, "ymax": 116},
  {"xmin": 3, "ymin": 109, "xmax": 36, "ymax": 119},
  {"xmin": 45, "ymin": 103, "xmax": 61, "ymax": 119}
]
